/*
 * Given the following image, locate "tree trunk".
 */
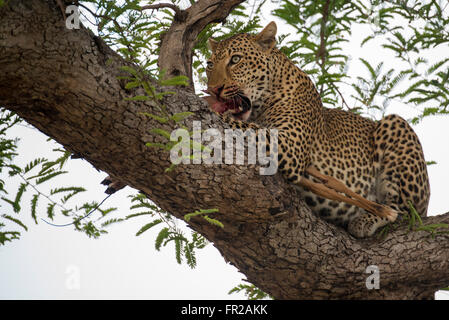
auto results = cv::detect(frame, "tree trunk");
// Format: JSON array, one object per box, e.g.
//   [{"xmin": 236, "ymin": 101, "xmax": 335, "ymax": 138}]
[{"xmin": 1, "ymin": 0, "xmax": 448, "ymax": 299}]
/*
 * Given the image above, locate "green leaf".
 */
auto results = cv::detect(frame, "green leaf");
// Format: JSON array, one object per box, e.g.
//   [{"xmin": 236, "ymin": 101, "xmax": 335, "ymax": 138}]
[
  {"xmin": 150, "ymin": 128, "xmax": 171, "ymax": 140},
  {"xmin": 124, "ymin": 95, "xmax": 149, "ymax": 101},
  {"xmin": 2, "ymin": 214, "xmax": 27, "ymax": 231},
  {"xmin": 12, "ymin": 183, "xmax": 27, "ymax": 213},
  {"xmin": 184, "ymin": 208, "xmax": 222, "ymax": 228},
  {"xmin": 34, "ymin": 171, "xmax": 67, "ymax": 185},
  {"xmin": 170, "ymin": 112, "xmax": 194, "ymax": 123},
  {"xmin": 184, "ymin": 211, "xmax": 201, "ymax": 222},
  {"xmin": 203, "ymin": 215, "xmax": 224, "ymax": 228},
  {"xmin": 31, "ymin": 194, "xmax": 39, "ymax": 224},
  {"xmin": 164, "ymin": 163, "xmax": 177, "ymax": 173},
  {"xmin": 98, "ymin": 206, "xmax": 117, "ymax": 217},
  {"xmin": 61, "ymin": 188, "xmax": 86, "ymax": 204},
  {"xmin": 1, "ymin": 183, "xmax": 26, "ymax": 213},
  {"xmin": 0, "ymin": 231, "xmax": 20, "ymax": 246},
  {"xmin": 101, "ymin": 218, "xmax": 124, "ymax": 227},
  {"xmin": 81, "ymin": 221, "xmax": 105, "ymax": 239},
  {"xmin": 196, "ymin": 208, "xmax": 220, "ymax": 215},
  {"xmin": 1, "ymin": 197, "xmax": 16, "ymax": 212},
  {"xmin": 228, "ymin": 283, "xmax": 270, "ymax": 300},
  {"xmin": 47, "ymin": 202, "xmax": 56, "ymax": 220},
  {"xmin": 155, "ymin": 91, "xmax": 176, "ymax": 99},
  {"xmin": 125, "ymin": 81, "xmax": 142, "ymax": 89},
  {"xmin": 191, "ymin": 232, "xmax": 208, "ymax": 249},
  {"xmin": 155, "ymin": 227, "xmax": 170, "ymax": 251},
  {"xmin": 361, "ymin": 35, "xmax": 374, "ymax": 47},
  {"xmin": 23, "ymin": 158, "xmax": 47, "ymax": 174},
  {"xmin": 129, "ymin": 200, "xmax": 160, "ymax": 211},
  {"xmin": 407, "ymin": 201, "xmax": 423, "ymax": 229},
  {"xmin": 426, "ymin": 58, "xmax": 449, "ymax": 75},
  {"xmin": 145, "ymin": 142, "xmax": 167, "ymax": 149},
  {"xmin": 135, "ymin": 219, "xmax": 163, "ymax": 236},
  {"xmin": 139, "ymin": 112, "xmax": 169, "ymax": 124},
  {"xmin": 120, "ymin": 66, "xmax": 139, "ymax": 76},
  {"xmin": 416, "ymin": 223, "xmax": 449, "ymax": 238},
  {"xmin": 175, "ymin": 238, "xmax": 182, "ymax": 264},
  {"xmin": 126, "ymin": 212, "xmax": 154, "ymax": 219},
  {"xmin": 359, "ymin": 58, "xmax": 377, "ymax": 80},
  {"xmin": 50, "ymin": 186, "xmax": 85, "ymax": 195},
  {"xmin": 184, "ymin": 243, "xmax": 196, "ymax": 268},
  {"xmin": 159, "ymin": 75, "xmax": 189, "ymax": 87}
]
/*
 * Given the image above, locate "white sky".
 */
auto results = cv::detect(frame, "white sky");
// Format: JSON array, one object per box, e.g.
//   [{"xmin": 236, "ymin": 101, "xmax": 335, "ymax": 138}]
[{"xmin": 1, "ymin": 1, "xmax": 448, "ymax": 300}]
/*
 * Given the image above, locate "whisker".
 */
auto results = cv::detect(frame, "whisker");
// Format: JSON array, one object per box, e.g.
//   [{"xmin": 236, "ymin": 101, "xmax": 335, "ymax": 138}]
[{"xmin": 232, "ymin": 96, "xmax": 237, "ymax": 106}]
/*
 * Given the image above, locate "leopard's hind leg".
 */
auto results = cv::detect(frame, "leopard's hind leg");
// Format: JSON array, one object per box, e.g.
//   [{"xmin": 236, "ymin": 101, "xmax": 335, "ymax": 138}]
[
  {"xmin": 372, "ymin": 114, "xmax": 430, "ymax": 220},
  {"xmin": 348, "ymin": 114, "xmax": 430, "ymax": 238}
]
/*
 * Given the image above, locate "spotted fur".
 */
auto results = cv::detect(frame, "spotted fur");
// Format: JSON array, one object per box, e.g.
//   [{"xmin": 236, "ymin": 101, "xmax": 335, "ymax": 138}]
[{"xmin": 205, "ymin": 22, "xmax": 430, "ymax": 238}]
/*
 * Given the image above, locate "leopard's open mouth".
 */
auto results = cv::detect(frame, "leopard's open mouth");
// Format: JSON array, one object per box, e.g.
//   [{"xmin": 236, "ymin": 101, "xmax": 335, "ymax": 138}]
[{"xmin": 203, "ymin": 90, "xmax": 252, "ymax": 120}]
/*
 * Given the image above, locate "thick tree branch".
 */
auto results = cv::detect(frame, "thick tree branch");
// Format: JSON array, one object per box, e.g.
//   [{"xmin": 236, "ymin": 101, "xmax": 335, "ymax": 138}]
[{"xmin": 1, "ymin": 0, "xmax": 449, "ymax": 299}]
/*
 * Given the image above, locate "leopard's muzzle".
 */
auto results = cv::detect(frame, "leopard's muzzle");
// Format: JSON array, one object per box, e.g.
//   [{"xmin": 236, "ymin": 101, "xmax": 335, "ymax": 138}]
[{"xmin": 203, "ymin": 87, "xmax": 252, "ymax": 120}]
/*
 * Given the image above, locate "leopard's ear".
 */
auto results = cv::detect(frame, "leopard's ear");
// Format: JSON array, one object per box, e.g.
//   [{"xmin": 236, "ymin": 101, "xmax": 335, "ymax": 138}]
[
  {"xmin": 255, "ymin": 21, "xmax": 277, "ymax": 52},
  {"xmin": 208, "ymin": 38, "xmax": 219, "ymax": 52}
]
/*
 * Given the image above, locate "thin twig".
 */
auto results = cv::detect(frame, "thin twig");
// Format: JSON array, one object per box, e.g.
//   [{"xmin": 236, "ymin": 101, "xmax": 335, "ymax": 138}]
[
  {"xmin": 16, "ymin": 172, "xmax": 69, "ymax": 213},
  {"xmin": 140, "ymin": 3, "xmax": 183, "ymax": 17},
  {"xmin": 78, "ymin": 3, "xmax": 138, "ymax": 62},
  {"xmin": 78, "ymin": 3, "xmax": 119, "ymax": 29},
  {"xmin": 55, "ymin": 0, "xmax": 67, "ymax": 21},
  {"xmin": 330, "ymin": 82, "xmax": 351, "ymax": 111},
  {"xmin": 317, "ymin": 0, "xmax": 331, "ymax": 95}
]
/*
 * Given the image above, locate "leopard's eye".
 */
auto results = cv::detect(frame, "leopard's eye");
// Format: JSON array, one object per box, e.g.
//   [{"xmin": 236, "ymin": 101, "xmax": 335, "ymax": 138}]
[
  {"xmin": 207, "ymin": 61, "xmax": 214, "ymax": 69},
  {"xmin": 230, "ymin": 55, "xmax": 242, "ymax": 65}
]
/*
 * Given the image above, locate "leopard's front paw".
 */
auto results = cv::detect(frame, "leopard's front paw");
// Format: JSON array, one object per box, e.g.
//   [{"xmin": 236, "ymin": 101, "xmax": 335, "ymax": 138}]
[{"xmin": 347, "ymin": 214, "xmax": 389, "ymax": 238}]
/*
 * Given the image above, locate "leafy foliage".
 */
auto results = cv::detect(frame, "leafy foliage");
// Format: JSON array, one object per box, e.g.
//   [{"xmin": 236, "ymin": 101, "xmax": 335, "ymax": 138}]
[
  {"xmin": 122, "ymin": 194, "xmax": 209, "ymax": 268},
  {"xmin": 379, "ymin": 201, "xmax": 449, "ymax": 239},
  {"xmin": 406, "ymin": 201, "xmax": 449, "ymax": 238},
  {"xmin": 120, "ymin": 62, "xmax": 193, "ymax": 174},
  {"xmin": 272, "ymin": 0, "xmax": 358, "ymax": 108},
  {"xmin": 271, "ymin": 0, "xmax": 449, "ymax": 121},
  {"xmin": 184, "ymin": 208, "xmax": 223, "ymax": 228},
  {"xmin": 228, "ymin": 283, "xmax": 272, "ymax": 300},
  {"xmin": 0, "ymin": 110, "xmax": 117, "ymax": 244}
]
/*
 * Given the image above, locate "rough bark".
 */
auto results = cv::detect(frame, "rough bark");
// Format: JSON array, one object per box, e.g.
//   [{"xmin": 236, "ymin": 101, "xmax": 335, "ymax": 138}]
[
  {"xmin": 157, "ymin": 0, "xmax": 245, "ymax": 86},
  {"xmin": 1, "ymin": 0, "xmax": 449, "ymax": 299}
]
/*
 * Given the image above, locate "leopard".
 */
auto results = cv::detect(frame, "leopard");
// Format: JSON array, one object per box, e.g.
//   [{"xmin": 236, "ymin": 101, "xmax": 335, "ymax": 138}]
[{"xmin": 204, "ymin": 21, "xmax": 431, "ymax": 238}]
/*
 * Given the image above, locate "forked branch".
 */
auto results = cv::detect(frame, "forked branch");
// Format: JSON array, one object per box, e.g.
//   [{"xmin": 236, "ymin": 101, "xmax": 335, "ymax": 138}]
[{"xmin": 157, "ymin": 0, "xmax": 246, "ymax": 87}]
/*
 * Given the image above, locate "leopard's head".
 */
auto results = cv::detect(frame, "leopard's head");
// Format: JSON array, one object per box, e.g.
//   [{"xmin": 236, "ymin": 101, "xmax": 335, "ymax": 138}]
[{"xmin": 205, "ymin": 22, "xmax": 277, "ymax": 120}]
